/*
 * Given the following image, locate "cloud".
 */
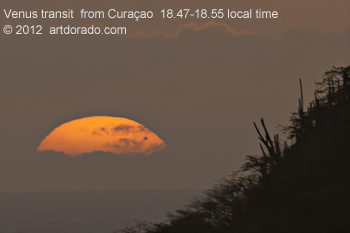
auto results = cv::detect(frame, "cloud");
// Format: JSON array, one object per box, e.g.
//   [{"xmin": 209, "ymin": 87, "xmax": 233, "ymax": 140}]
[
  {"xmin": 127, "ymin": 21, "xmax": 258, "ymax": 38},
  {"xmin": 112, "ymin": 138, "xmax": 144, "ymax": 150},
  {"xmin": 113, "ymin": 124, "xmax": 147, "ymax": 133},
  {"xmin": 105, "ymin": 138, "xmax": 165, "ymax": 155},
  {"xmin": 92, "ymin": 124, "xmax": 147, "ymax": 136}
]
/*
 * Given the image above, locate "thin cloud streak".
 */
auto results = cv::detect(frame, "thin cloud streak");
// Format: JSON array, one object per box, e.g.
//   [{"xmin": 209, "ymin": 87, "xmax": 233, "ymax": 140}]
[{"xmin": 126, "ymin": 21, "xmax": 258, "ymax": 38}]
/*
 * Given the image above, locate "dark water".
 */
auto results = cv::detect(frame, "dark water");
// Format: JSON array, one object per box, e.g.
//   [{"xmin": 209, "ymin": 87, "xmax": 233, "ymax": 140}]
[{"xmin": 0, "ymin": 190, "xmax": 202, "ymax": 233}]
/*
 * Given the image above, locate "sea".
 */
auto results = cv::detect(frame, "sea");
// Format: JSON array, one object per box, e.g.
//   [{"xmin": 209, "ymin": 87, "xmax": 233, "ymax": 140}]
[{"xmin": 0, "ymin": 190, "xmax": 202, "ymax": 233}]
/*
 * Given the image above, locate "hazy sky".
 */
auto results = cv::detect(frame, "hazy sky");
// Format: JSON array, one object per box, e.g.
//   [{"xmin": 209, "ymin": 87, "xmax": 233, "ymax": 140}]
[{"xmin": 0, "ymin": 0, "xmax": 349, "ymax": 191}]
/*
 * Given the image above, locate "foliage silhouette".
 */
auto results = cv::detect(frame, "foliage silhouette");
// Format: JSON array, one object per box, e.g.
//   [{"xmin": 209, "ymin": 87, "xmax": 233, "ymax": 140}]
[{"xmin": 119, "ymin": 66, "xmax": 350, "ymax": 233}]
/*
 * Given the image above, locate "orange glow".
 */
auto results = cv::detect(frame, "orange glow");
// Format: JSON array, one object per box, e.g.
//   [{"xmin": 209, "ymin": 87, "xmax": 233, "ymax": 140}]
[{"xmin": 37, "ymin": 116, "xmax": 166, "ymax": 156}]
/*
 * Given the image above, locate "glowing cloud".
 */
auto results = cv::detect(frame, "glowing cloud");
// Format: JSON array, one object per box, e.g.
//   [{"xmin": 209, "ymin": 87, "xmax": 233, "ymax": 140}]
[{"xmin": 37, "ymin": 116, "xmax": 166, "ymax": 156}]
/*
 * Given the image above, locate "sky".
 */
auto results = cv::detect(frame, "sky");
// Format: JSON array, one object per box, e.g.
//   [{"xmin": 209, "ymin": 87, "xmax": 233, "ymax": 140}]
[{"xmin": 0, "ymin": 0, "xmax": 349, "ymax": 191}]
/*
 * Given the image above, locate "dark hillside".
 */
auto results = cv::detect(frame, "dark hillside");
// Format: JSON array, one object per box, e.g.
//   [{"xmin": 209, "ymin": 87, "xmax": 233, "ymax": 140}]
[
  {"xmin": 244, "ymin": 66, "xmax": 350, "ymax": 233},
  {"xmin": 120, "ymin": 66, "xmax": 350, "ymax": 233}
]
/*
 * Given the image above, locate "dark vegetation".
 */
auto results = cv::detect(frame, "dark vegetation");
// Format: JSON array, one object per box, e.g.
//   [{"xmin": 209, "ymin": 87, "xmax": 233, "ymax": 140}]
[{"xmin": 120, "ymin": 66, "xmax": 350, "ymax": 233}]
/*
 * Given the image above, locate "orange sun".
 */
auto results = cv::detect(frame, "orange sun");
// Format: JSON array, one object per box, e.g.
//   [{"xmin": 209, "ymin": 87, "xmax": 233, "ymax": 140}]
[{"xmin": 37, "ymin": 116, "xmax": 166, "ymax": 156}]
